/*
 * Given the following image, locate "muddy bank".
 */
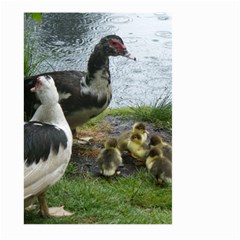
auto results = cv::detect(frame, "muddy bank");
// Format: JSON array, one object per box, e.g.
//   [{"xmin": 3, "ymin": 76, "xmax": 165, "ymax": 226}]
[{"xmin": 71, "ymin": 116, "xmax": 172, "ymax": 177}]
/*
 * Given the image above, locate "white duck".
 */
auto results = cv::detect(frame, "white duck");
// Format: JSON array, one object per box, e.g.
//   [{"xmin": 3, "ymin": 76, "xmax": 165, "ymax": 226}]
[{"xmin": 24, "ymin": 75, "xmax": 73, "ymax": 217}]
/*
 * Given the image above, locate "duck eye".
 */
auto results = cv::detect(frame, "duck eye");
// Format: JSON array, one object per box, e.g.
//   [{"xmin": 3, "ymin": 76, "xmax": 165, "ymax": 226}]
[{"xmin": 110, "ymin": 40, "xmax": 119, "ymax": 46}]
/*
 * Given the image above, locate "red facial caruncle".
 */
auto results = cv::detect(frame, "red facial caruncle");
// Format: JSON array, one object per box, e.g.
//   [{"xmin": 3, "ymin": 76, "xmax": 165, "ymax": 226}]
[
  {"xmin": 109, "ymin": 39, "xmax": 127, "ymax": 55},
  {"xmin": 109, "ymin": 39, "xmax": 136, "ymax": 61},
  {"xmin": 30, "ymin": 77, "xmax": 42, "ymax": 93}
]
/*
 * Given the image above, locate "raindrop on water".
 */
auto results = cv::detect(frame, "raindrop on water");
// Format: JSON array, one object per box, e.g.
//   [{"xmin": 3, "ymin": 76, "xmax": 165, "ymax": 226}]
[
  {"xmin": 106, "ymin": 15, "xmax": 132, "ymax": 24},
  {"xmin": 155, "ymin": 31, "xmax": 172, "ymax": 39},
  {"xmin": 154, "ymin": 12, "xmax": 170, "ymax": 21},
  {"xmin": 164, "ymin": 41, "xmax": 172, "ymax": 49}
]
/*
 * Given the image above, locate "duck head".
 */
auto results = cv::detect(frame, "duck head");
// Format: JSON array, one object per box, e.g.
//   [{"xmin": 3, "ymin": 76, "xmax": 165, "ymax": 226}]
[
  {"xmin": 104, "ymin": 137, "xmax": 118, "ymax": 149},
  {"xmin": 130, "ymin": 133, "xmax": 143, "ymax": 145},
  {"xmin": 98, "ymin": 35, "xmax": 136, "ymax": 60},
  {"xmin": 30, "ymin": 75, "xmax": 59, "ymax": 105},
  {"xmin": 132, "ymin": 122, "xmax": 149, "ymax": 135},
  {"xmin": 147, "ymin": 147, "xmax": 163, "ymax": 158},
  {"xmin": 149, "ymin": 135, "xmax": 163, "ymax": 146}
]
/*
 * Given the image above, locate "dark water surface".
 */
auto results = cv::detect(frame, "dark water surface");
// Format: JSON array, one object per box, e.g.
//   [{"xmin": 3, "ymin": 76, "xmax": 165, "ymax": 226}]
[{"xmin": 25, "ymin": 13, "xmax": 172, "ymax": 108}]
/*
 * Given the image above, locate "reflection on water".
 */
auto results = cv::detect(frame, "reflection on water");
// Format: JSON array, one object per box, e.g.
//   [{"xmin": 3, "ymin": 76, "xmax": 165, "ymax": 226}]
[{"xmin": 25, "ymin": 13, "xmax": 172, "ymax": 108}]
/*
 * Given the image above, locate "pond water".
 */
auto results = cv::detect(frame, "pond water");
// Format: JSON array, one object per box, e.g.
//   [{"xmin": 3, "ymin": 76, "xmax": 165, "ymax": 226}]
[{"xmin": 25, "ymin": 13, "xmax": 172, "ymax": 108}]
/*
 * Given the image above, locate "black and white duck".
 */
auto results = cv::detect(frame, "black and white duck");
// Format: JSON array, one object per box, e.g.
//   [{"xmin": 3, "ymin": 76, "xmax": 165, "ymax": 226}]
[
  {"xmin": 24, "ymin": 75, "xmax": 73, "ymax": 217},
  {"xmin": 24, "ymin": 35, "xmax": 136, "ymax": 132}
]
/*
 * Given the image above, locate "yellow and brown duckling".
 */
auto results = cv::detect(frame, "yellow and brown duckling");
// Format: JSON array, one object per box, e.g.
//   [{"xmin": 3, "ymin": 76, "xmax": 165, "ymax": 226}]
[
  {"xmin": 127, "ymin": 133, "xmax": 149, "ymax": 163},
  {"xmin": 149, "ymin": 134, "xmax": 172, "ymax": 162},
  {"xmin": 97, "ymin": 138, "xmax": 123, "ymax": 177},
  {"xmin": 146, "ymin": 147, "xmax": 172, "ymax": 185},
  {"xmin": 117, "ymin": 122, "xmax": 149, "ymax": 152}
]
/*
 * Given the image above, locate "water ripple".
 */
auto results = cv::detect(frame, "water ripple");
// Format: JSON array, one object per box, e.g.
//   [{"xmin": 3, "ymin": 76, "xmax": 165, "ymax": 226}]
[
  {"xmin": 106, "ymin": 15, "xmax": 132, "ymax": 24},
  {"xmin": 52, "ymin": 40, "xmax": 65, "ymax": 46},
  {"xmin": 26, "ymin": 13, "xmax": 172, "ymax": 108},
  {"xmin": 163, "ymin": 41, "xmax": 172, "ymax": 49},
  {"xmin": 122, "ymin": 36, "xmax": 140, "ymax": 44},
  {"xmin": 75, "ymin": 38, "xmax": 85, "ymax": 46},
  {"xmin": 155, "ymin": 31, "xmax": 172, "ymax": 39},
  {"xmin": 154, "ymin": 12, "xmax": 170, "ymax": 20},
  {"xmin": 89, "ymin": 24, "xmax": 119, "ymax": 34}
]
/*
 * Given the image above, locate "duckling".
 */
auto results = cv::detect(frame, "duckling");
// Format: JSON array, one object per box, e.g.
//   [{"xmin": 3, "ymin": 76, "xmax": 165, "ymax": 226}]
[
  {"xmin": 146, "ymin": 147, "xmax": 172, "ymax": 185},
  {"xmin": 127, "ymin": 133, "xmax": 149, "ymax": 162},
  {"xmin": 149, "ymin": 134, "xmax": 172, "ymax": 161},
  {"xmin": 97, "ymin": 138, "xmax": 123, "ymax": 177},
  {"xmin": 117, "ymin": 122, "xmax": 149, "ymax": 152}
]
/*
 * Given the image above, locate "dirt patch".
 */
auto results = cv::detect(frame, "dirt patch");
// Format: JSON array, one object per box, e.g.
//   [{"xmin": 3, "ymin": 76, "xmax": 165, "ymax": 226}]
[{"xmin": 71, "ymin": 116, "xmax": 172, "ymax": 178}]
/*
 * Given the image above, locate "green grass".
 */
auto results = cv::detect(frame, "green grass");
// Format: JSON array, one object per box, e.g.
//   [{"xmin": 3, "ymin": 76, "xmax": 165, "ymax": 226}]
[
  {"xmin": 24, "ymin": 17, "xmax": 55, "ymax": 77},
  {"xmin": 81, "ymin": 87, "xmax": 172, "ymax": 130},
  {"xmin": 129, "ymin": 90, "xmax": 172, "ymax": 129},
  {"xmin": 24, "ymin": 162, "xmax": 172, "ymax": 224},
  {"xmin": 82, "ymin": 102, "xmax": 172, "ymax": 131},
  {"xmin": 80, "ymin": 107, "xmax": 133, "ymax": 130},
  {"xmin": 24, "ymin": 30, "xmax": 45, "ymax": 77},
  {"xmin": 24, "ymin": 105, "xmax": 172, "ymax": 224},
  {"xmin": 130, "ymin": 104, "xmax": 172, "ymax": 129}
]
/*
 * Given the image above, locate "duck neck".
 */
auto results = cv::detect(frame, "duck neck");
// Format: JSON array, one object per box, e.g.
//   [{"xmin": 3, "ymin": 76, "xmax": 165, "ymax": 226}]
[
  {"xmin": 30, "ymin": 103, "xmax": 67, "ymax": 126},
  {"xmin": 86, "ymin": 45, "xmax": 111, "ymax": 85}
]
